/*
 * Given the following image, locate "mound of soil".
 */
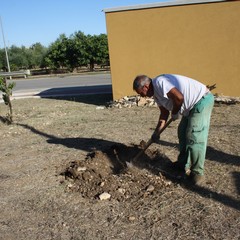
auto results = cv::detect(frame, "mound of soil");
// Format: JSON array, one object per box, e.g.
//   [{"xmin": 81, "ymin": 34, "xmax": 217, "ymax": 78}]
[{"xmin": 61, "ymin": 144, "xmax": 174, "ymax": 201}]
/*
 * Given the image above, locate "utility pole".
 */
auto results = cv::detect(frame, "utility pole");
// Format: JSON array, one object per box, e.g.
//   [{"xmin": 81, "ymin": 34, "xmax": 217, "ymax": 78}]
[{"xmin": 0, "ymin": 16, "xmax": 11, "ymax": 76}]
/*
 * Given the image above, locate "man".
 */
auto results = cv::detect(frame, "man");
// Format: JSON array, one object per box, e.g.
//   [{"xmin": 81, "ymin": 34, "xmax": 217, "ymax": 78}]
[{"xmin": 133, "ymin": 74, "xmax": 214, "ymax": 185}]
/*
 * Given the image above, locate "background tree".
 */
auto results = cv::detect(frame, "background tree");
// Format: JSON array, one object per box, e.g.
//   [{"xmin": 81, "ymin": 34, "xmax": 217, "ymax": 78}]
[
  {"xmin": 86, "ymin": 34, "xmax": 109, "ymax": 71},
  {"xmin": 8, "ymin": 45, "xmax": 28, "ymax": 70},
  {"xmin": 28, "ymin": 43, "xmax": 47, "ymax": 69},
  {"xmin": 95, "ymin": 34, "xmax": 109, "ymax": 67},
  {"xmin": 66, "ymin": 31, "xmax": 89, "ymax": 71},
  {"xmin": 44, "ymin": 34, "xmax": 69, "ymax": 70},
  {"xmin": 0, "ymin": 32, "xmax": 110, "ymax": 72},
  {"xmin": 0, "ymin": 48, "xmax": 6, "ymax": 70}
]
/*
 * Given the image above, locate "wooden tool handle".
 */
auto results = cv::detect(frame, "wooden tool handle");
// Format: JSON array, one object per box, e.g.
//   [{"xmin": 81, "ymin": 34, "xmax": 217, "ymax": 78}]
[
  {"xmin": 157, "ymin": 118, "xmax": 173, "ymax": 135},
  {"xmin": 132, "ymin": 118, "xmax": 173, "ymax": 162}
]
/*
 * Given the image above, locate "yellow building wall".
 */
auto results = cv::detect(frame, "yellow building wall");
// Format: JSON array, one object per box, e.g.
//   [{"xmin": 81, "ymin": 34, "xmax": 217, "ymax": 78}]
[{"xmin": 105, "ymin": 1, "xmax": 240, "ymax": 100}]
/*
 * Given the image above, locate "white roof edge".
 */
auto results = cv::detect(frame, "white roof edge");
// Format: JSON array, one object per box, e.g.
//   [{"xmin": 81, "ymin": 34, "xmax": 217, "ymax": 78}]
[{"xmin": 103, "ymin": 0, "xmax": 227, "ymax": 13}]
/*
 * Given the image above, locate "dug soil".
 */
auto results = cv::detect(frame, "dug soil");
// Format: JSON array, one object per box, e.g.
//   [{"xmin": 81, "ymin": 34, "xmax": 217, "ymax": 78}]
[{"xmin": 0, "ymin": 94, "xmax": 239, "ymax": 240}]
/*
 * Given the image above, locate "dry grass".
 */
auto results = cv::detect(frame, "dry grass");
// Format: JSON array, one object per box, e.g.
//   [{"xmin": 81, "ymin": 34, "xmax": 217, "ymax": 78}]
[{"xmin": 0, "ymin": 94, "xmax": 239, "ymax": 239}]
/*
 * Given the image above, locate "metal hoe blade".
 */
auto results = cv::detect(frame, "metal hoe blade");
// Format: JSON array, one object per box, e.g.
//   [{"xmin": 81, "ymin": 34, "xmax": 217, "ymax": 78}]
[{"xmin": 132, "ymin": 119, "xmax": 173, "ymax": 163}]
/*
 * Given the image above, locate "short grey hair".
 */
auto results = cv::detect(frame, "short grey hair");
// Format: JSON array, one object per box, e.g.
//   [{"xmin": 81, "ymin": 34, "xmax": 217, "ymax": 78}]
[{"xmin": 133, "ymin": 75, "xmax": 151, "ymax": 91}]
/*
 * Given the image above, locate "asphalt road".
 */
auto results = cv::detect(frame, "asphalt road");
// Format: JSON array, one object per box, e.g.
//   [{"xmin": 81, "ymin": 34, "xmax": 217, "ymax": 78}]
[{"xmin": 10, "ymin": 73, "xmax": 112, "ymax": 99}]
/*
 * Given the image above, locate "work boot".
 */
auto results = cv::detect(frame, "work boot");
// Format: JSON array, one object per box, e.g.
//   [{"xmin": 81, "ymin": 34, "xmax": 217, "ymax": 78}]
[
  {"xmin": 189, "ymin": 173, "xmax": 205, "ymax": 186},
  {"xmin": 169, "ymin": 161, "xmax": 185, "ymax": 172}
]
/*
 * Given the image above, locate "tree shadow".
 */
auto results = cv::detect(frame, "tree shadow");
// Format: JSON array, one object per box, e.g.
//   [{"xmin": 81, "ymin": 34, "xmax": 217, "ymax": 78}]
[
  {"xmin": 0, "ymin": 116, "xmax": 11, "ymax": 125},
  {"xmin": 232, "ymin": 172, "xmax": 240, "ymax": 195},
  {"xmin": 15, "ymin": 123, "xmax": 240, "ymax": 211},
  {"xmin": 36, "ymin": 85, "xmax": 113, "ymax": 106},
  {"xmin": 16, "ymin": 123, "xmax": 150, "ymax": 175}
]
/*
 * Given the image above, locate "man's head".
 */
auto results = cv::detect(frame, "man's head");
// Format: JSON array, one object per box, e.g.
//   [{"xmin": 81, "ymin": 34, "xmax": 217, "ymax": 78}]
[{"xmin": 133, "ymin": 75, "xmax": 154, "ymax": 97}]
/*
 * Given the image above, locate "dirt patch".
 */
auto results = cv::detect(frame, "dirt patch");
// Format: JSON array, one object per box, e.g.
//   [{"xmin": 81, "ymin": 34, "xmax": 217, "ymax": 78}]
[
  {"xmin": 0, "ymin": 95, "xmax": 239, "ymax": 239},
  {"xmin": 61, "ymin": 144, "xmax": 174, "ymax": 201}
]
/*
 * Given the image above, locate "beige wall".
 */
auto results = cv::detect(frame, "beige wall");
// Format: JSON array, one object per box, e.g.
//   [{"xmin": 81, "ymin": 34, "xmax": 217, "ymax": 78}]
[{"xmin": 105, "ymin": 1, "xmax": 240, "ymax": 100}]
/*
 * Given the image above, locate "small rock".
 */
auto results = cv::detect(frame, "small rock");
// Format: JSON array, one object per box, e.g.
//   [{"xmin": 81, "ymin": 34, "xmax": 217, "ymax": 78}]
[
  {"xmin": 148, "ymin": 100, "xmax": 155, "ymax": 106},
  {"xmin": 129, "ymin": 216, "xmax": 135, "ymax": 221},
  {"xmin": 137, "ymin": 97, "xmax": 148, "ymax": 106},
  {"xmin": 67, "ymin": 183, "xmax": 74, "ymax": 189},
  {"xmin": 82, "ymin": 171, "xmax": 93, "ymax": 181},
  {"xmin": 164, "ymin": 181, "xmax": 172, "ymax": 186},
  {"xmin": 62, "ymin": 222, "xmax": 68, "ymax": 227},
  {"xmin": 58, "ymin": 175, "xmax": 65, "ymax": 184},
  {"xmin": 96, "ymin": 106, "xmax": 105, "ymax": 110},
  {"xmin": 99, "ymin": 192, "xmax": 111, "ymax": 200},
  {"xmin": 128, "ymin": 96, "xmax": 137, "ymax": 102},
  {"xmin": 77, "ymin": 166, "xmax": 87, "ymax": 171},
  {"xmin": 117, "ymin": 188, "xmax": 126, "ymax": 194},
  {"xmin": 146, "ymin": 185, "xmax": 155, "ymax": 192},
  {"xmin": 116, "ymin": 103, "xmax": 122, "ymax": 109}
]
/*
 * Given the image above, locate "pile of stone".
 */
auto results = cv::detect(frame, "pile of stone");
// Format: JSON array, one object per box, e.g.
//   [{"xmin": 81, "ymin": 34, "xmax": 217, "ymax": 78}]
[
  {"xmin": 105, "ymin": 94, "xmax": 240, "ymax": 109},
  {"xmin": 214, "ymin": 94, "xmax": 240, "ymax": 105},
  {"xmin": 101, "ymin": 92, "xmax": 240, "ymax": 110},
  {"xmin": 106, "ymin": 95, "xmax": 157, "ymax": 109}
]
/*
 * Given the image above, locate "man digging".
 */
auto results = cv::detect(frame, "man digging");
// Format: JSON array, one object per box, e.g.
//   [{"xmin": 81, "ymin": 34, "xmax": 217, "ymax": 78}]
[{"xmin": 133, "ymin": 74, "xmax": 214, "ymax": 186}]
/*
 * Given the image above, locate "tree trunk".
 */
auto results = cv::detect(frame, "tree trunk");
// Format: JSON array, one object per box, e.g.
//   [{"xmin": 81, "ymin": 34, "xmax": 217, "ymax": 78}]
[{"xmin": 90, "ymin": 62, "xmax": 94, "ymax": 71}]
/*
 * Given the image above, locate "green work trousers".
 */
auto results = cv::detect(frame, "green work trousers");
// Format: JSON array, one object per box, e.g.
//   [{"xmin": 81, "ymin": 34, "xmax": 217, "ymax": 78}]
[{"xmin": 177, "ymin": 93, "xmax": 214, "ymax": 175}]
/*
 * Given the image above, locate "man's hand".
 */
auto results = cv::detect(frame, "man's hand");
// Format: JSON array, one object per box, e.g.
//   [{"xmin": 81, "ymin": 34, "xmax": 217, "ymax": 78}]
[
  {"xmin": 151, "ymin": 130, "xmax": 160, "ymax": 143},
  {"xmin": 171, "ymin": 112, "xmax": 181, "ymax": 121}
]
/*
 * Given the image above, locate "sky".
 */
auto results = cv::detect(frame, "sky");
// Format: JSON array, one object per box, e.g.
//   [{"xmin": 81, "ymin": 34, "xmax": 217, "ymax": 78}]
[{"xmin": 0, "ymin": 0, "xmax": 171, "ymax": 48}]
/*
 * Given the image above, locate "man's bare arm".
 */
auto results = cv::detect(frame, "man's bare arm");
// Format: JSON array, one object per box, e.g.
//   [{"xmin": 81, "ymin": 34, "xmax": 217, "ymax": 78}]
[{"xmin": 167, "ymin": 87, "xmax": 184, "ymax": 115}]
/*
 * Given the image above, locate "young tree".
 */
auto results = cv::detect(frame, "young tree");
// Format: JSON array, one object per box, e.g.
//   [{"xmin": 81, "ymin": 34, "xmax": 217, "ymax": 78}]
[{"xmin": 0, "ymin": 77, "xmax": 15, "ymax": 123}]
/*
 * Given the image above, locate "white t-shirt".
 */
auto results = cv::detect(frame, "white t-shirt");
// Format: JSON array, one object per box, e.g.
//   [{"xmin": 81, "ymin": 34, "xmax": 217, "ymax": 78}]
[{"xmin": 152, "ymin": 74, "xmax": 206, "ymax": 116}]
